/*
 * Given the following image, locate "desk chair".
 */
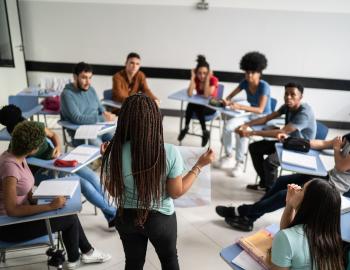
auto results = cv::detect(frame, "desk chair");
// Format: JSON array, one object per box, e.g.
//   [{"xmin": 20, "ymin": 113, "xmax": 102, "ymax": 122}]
[
  {"xmin": 8, "ymin": 95, "xmax": 41, "ymax": 121},
  {"xmin": 181, "ymin": 84, "xmax": 224, "ymax": 147},
  {"xmin": 103, "ymin": 89, "xmax": 112, "ymax": 100}
]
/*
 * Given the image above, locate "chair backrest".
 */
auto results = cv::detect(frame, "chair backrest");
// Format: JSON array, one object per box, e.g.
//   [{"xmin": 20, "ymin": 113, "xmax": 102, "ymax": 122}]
[
  {"xmin": 217, "ymin": 84, "xmax": 224, "ymax": 99},
  {"xmin": 103, "ymin": 89, "xmax": 113, "ymax": 100},
  {"xmin": 270, "ymin": 97, "xmax": 278, "ymax": 112},
  {"xmin": 316, "ymin": 121, "xmax": 328, "ymax": 140},
  {"xmin": 8, "ymin": 96, "xmax": 39, "ymax": 113}
]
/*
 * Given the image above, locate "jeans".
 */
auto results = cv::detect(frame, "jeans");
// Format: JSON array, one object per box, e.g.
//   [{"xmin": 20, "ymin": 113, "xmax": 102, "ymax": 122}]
[
  {"xmin": 184, "ymin": 103, "xmax": 216, "ymax": 131},
  {"xmin": 249, "ymin": 140, "xmax": 279, "ymax": 189},
  {"xmin": 72, "ymin": 132, "xmax": 114, "ymax": 147},
  {"xmin": 34, "ymin": 166, "xmax": 116, "ymax": 222},
  {"xmin": 238, "ymin": 173, "xmax": 321, "ymax": 222},
  {"xmin": 0, "ymin": 215, "xmax": 92, "ymax": 262},
  {"xmin": 115, "ymin": 210, "xmax": 179, "ymax": 270}
]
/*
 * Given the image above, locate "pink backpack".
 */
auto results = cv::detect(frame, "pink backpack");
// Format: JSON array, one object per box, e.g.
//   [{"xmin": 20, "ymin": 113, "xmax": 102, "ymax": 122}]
[{"xmin": 42, "ymin": 96, "xmax": 60, "ymax": 112}]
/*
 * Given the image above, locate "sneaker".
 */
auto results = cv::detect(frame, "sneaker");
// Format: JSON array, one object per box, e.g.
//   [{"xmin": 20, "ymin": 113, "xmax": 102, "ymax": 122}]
[
  {"xmin": 213, "ymin": 156, "xmax": 233, "ymax": 169},
  {"xmin": 215, "ymin": 205, "xmax": 236, "ymax": 218},
  {"xmin": 246, "ymin": 184, "xmax": 267, "ymax": 193},
  {"xmin": 202, "ymin": 130, "xmax": 210, "ymax": 147},
  {"xmin": 231, "ymin": 161, "xmax": 244, "ymax": 177},
  {"xmin": 108, "ymin": 215, "xmax": 117, "ymax": 230},
  {"xmin": 81, "ymin": 249, "xmax": 111, "ymax": 264},
  {"xmin": 66, "ymin": 259, "xmax": 81, "ymax": 270},
  {"xmin": 225, "ymin": 216, "xmax": 253, "ymax": 232},
  {"xmin": 178, "ymin": 128, "xmax": 188, "ymax": 141}
]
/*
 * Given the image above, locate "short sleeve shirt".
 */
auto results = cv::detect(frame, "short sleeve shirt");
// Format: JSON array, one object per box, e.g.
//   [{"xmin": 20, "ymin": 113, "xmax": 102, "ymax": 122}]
[
  {"xmin": 195, "ymin": 76, "xmax": 219, "ymax": 98},
  {"xmin": 122, "ymin": 143, "xmax": 184, "ymax": 215},
  {"xmin": 238, "ymin": 79, "xmax": 272, "ymax": 114},
  {"xmin": 272, "ymin": 225, "xmax": 312, "ymax": 269},
  {"xmin": 0, "ymin": 151, "xmax": 34, "ymax": 215},
  {"xmin": 277, "ymin": 103, "xmax": 316, "ymax": 140}
]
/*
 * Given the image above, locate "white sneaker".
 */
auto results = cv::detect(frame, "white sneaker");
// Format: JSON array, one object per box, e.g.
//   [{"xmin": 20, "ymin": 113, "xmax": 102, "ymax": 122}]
[
  {"xmin": 213, "ymin": 156, "xmax": 233, "ymax": 169},
  {"xmin": 81, "ymin": 249, "xmax": 111, "ymax": 264},
  {"xmin": 66, "ymin": 259, "xmax": 80, "ymax": 270},
  {"xmin": 231, "ymin": 161, "xmax": 245, "ymax": 177}
]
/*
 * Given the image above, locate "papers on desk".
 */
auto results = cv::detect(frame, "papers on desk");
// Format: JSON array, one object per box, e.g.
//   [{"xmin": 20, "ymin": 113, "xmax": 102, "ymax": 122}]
[
  {"xmin": 341, "ymin": 196, "xmax": 350, "ymax": 214},
  {"xmin": 232, "ymin": 250, "xmax": 265, "ymax": 270},
  {"xmin": 62, "ymin": 145, "xmax": 99, "ymax": 164},
  {"xmin": 74, "ymin": 125, "xmax": 103, "ymax": 139},
  {"xmin": 33, "ymin": 180, "xmax": 79, "ymax": 199},
  {"xmin": 282, "ymin": 150, "xmax": 317, "ymax": 170}
]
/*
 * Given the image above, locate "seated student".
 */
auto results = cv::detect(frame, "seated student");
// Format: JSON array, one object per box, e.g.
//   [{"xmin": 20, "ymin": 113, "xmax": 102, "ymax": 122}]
[
  {"xmin": 0, "ymin": 105, "xmax": 117, "ymax": 228},
  {"xmin": 178, "ymin": 55, "xmax": 219, "ymax": 147},
  {"xmin": 236, "ymin": 82, "xmax": 316, "ymax": 191},
  {"xmin": 0, "ymin": 121, "xmax": 111, "ymax": 270},
  {"xmin": 112, "ymin": 52, "xmax": 160, "ymax": 106},
  {"xmin": 214, "ymin": 52, "xmax": 271, "ymax": 176},
  {"xmin": 216, "ymin": 134, "xmax": 350, "ymax": 232},
  {"xmin": 271, "ymin": 179, "xmax": 344, "ymax": 270},
  {"xmin": 100, "ymin": 94, "xmax": 215, "ymax": 270},
  {"xmin": 60, "ymin": 62, "xmax": 116, "ymax": 147}
]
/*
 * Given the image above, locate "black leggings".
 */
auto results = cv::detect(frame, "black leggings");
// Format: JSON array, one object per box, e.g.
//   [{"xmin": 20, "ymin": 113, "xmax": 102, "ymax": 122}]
[
  {"xmin": 185, "ymin": 103, "xmax": 216, "ymax": 131},
  {"xmin": 115, "ymin": 210, "xmax": 179, "ymax": 270},
  {"xmin": 0, "ymin": 214, "xmax": 92, "ymax": 262}
]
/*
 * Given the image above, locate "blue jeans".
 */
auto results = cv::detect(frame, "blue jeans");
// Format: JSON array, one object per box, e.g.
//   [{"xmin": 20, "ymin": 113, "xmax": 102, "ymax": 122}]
[
  {"xmin": 34, "ymin": 166, "xmax": 116, "ymax": 222},
  {"xmin": 237, "ymin": 173, "xmax": 317, "ymax": 222},
  {"xmin": 72, "ymin": 132, "xmax": 114, "ymax": 147}
]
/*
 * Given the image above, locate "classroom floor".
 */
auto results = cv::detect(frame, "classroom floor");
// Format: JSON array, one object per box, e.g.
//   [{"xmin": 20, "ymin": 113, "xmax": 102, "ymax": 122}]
[{"xmin": 0, "ymin": 116, "xmax": 347, "ymax": 270}]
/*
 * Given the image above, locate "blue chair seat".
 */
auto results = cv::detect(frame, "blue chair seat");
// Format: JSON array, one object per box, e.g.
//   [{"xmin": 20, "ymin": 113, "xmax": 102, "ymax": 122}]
[
  {"xmin": 191, "ymin": 110, "xmax": 221, "ymax": 122},
  {"xmin": 0, "ymin": 235, "xmax": 50, "ymax": 249}
]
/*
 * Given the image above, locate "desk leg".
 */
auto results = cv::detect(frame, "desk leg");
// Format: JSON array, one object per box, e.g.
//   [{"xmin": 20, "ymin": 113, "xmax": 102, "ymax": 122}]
[
  {"xmin": 84, "ymin": 139, "xmax": 88, "ymax": 145},
  {"xmin": 45, "ymin": 219, "xmax": 55, "ymax": 248},
  {"xmin": 54, "ymin": 171, "xmax": 58, "ymax": 179}
]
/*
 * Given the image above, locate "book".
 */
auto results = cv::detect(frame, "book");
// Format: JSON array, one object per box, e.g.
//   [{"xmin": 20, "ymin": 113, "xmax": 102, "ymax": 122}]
[
  {"xmin": 62, "ymin": 145, "xmax": 100, "ymax": 164},
  {"xmin": 238, "ymin": 229, "xmax": 274, "ymax": 270},
  {"xmin": 33, "ymin": 180, "xmax": 79, "ymax": 199},
  {"xmin": 341, "ymin": 195, "xmax": 350, "ymax": 214},
  {"xmin": 282, "ymin": 150, "xmax": 317, "ymax": 170}
]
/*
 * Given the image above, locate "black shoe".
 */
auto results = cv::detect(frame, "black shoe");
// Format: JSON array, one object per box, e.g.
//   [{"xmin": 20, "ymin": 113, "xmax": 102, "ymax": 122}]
[
  {"xmin": 178, "ymin": 128, "xmax": 188, "ymax": 141},
  {"xmin": 108, "ymin": 215, "xmax": 117, "ymax": 229},
  {"xmin": 246, "ymin": 184, "xmax": 267, "ymax": 193},
  {"xmin": 202, "ymin": 130, "xmax": 210, "ymax": 147},
  {"xmin": 215, "ymin": 205, "xmax": 236, "ymax": 218},
  {"xmin": 225, "ymin": 216, "xmax": 253, "ymax": 232}
]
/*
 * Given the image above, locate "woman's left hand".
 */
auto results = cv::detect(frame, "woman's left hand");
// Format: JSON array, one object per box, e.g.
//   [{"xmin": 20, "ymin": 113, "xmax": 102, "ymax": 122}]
[
  {"xmin": 230, "ymin": 102, "xmax": 241, "ymax": 110},
  {"xmin": 286, "ymin": 184, "xmax": 303, "ymax": 210},
  {"xmin": 52, "ymin": 146, "xmax": 61, "ymax": 159}
]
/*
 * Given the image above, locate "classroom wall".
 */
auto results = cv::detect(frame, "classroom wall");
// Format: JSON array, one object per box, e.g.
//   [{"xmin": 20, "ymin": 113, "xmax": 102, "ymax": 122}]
[{"xmin": 18, "ymin": 0, "xmax": 350, "ymax": 126}]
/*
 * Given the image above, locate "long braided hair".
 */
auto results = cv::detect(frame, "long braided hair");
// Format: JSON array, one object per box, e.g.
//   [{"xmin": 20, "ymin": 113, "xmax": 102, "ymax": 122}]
[{"xmin": 101, "ymin": 94, "xmax": 166, "ymax": 226}]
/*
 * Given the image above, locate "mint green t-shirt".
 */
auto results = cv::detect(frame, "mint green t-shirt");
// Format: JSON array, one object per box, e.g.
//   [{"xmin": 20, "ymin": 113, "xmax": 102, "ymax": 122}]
[
  {"xmin": 122, "ymin": 142, "xmax": 184, "ymax": 215},
  {"xmin": 272, "ymin": 225, "xmax": 312, "ymax": 270}
]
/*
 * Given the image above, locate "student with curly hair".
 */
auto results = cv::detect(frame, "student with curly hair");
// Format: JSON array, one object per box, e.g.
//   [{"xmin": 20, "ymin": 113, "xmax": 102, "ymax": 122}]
[
  {"xmin": 178, "ymin": 55, "xmax": 219, "ymax": 147},
  {"xmin": 0, "ymin": 105, "xmax": 117, "ymax": 228},
  {"xmin": 0, "ymin": 121, "xmax": 111, "ymax": 269},
  {"xmin": 214, "ymin": 52, "xmax": 272, "ymax": 177}
]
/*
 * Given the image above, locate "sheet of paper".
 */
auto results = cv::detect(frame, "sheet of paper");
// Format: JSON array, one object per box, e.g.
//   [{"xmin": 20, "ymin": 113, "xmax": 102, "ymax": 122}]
[
  {"xmin": 341, "ymin": 196, "xmax": 350, "ymax": 214},
  {"xmin": 74, "ymin": 125, "xmax": 103, "ymax": 139},
  {"xmin": 33, "ymin": 180, "xmax": 79, "ymax": 199},
  {"xmin": 232, "ymin": 250, "xmax": 265, "ymax": 270},
  {"xmin": 282, "ymin": 150, "xmax": 317, "ymax": 170},
  {"xmin": 62, "ymin": 145, "xmax": 100, "ymax": 164}
]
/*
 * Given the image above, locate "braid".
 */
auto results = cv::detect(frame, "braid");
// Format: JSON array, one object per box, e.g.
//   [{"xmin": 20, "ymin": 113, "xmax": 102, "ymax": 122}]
[{"xmin": 101, "ymin": 94, "xmax": 166, "ymax": 226}]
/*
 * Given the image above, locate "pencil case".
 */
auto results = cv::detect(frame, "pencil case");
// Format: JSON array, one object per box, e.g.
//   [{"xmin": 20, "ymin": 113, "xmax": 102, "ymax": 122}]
[{"xmin": 54, "ymin": 159, "xmax": 78, "ymax": 167}]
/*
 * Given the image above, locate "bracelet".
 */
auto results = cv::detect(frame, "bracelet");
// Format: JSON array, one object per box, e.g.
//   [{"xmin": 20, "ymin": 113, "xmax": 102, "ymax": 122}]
[
  {"xmin": 188, "ymin": 169, "xmax": 198, "ymax": 177},
  {"xmin": 192, "ymin": 165, "xmax": 202, "ymax": 174}
]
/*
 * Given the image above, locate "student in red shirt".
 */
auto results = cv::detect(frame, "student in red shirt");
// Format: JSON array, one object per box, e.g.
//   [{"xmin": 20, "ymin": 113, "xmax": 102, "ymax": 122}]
[{"xmin": 177, "ymin": 55, "xmax": 219, "ymax": 147}]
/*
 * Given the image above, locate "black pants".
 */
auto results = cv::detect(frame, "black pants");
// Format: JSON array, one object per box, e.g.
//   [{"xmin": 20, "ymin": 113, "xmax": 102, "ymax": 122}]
[
  {"xmin": 115, "ymin": 210, "xmax": 179, "ymax": 270},
  {"xmin": 0, "ymin": 215, "xmax": 92, "ymax": 262},
  {"xmin": 249, "ymin": 140, "xmax": 280, "ymax": 189},
  {"xmin": 185, "ymin": 103, "xmax": 216, "ymax": 131}
]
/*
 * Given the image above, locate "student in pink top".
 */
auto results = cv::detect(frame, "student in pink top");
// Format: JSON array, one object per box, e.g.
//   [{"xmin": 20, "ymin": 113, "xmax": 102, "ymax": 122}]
[{"xmin": 0, "ymin": 121, "xmax": 111, "ymax": 269}]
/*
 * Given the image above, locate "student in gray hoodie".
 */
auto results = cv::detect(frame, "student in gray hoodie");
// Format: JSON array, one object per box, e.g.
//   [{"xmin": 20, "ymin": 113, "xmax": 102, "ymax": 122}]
[{"xmin": 61, "ymin": 62, "xmax": 115, "ymax": 146}]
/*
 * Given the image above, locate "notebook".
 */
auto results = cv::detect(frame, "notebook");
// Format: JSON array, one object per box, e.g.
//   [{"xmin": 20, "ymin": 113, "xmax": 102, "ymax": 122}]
[
  {"xmin": 33, "ymin": 180, "xmax": 79, "ymax": 199},
  {"xmin": 341, "ymin": 196, "xmax": 350, "ymax": 214},
  {"xmin": 62, "ymin": 145, "xmax": 100, "ymax": 164},
  {"xmin": 238, "ymin": 229, "xmax": 274, "ymax": 270},
  {"xmin": 74, "ymin": 125, "xmax": 103, "ymax": 139},
  {"xmin": 282, "ymin": 150, "xmax": 317, "ymax": 170}
]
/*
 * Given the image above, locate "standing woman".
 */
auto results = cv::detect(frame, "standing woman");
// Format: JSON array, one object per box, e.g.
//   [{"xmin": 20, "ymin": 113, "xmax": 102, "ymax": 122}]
[
  {"xmin": 215, "ymin": 51, "xmax": 271, "ymax": 177},
  {"xmin": 271, "ymin": 179, "xmax": 344, "ymax": 270},
  {"xmin": 101, "ymin": 94, "xmax": 215, "ymax": 270},
  {"xmin": 177, "ymin": 55, "xmax": 219, "ymax": 147}
]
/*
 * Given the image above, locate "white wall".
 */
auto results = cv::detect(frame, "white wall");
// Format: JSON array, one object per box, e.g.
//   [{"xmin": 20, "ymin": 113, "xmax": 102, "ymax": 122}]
[{"xmin": 19, "ymin": 0, "xmax": 350, "ymax": 123}]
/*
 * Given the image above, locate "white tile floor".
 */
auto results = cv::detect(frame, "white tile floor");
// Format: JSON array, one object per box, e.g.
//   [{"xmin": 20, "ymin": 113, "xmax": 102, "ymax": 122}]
[{"xmin": 0, "ymin": 115, "xmax": 348, "ymax": 269}]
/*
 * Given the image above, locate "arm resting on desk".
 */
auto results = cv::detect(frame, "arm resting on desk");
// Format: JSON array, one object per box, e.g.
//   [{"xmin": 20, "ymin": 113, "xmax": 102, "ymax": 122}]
[{"xmin": 235, "ymin": 95, "xmax": 269, "ymax": 114}]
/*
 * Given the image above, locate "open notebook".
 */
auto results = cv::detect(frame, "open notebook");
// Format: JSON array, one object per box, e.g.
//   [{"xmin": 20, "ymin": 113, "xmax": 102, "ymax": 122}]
[
  {"xmin": 282, "ymin": 150, "xmax": 317, "ymax": 170},
  {"xmin": 33, "ymin": 180, "xmax": 79, "ymax": 199}
]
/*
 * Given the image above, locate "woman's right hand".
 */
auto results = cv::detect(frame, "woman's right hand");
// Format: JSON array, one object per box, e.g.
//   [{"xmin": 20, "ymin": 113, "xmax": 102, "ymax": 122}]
[
  {"xmin": 191, "ymin": 69, "xmax": 196, "ymax": 81},
  {"xmin": 286, "ymin": 184, "xmax": 303, "ymax": 210},
  {"xmin": 196, "ymin": 148, "xmax": 215, "ymax": 168},
  {"xmin": 49, "ymin": 196, "xmax": 66, "ymax": 210},
  {"xmin": 100, "ymin": 141, "xmax": 110, "ymax": 155}
]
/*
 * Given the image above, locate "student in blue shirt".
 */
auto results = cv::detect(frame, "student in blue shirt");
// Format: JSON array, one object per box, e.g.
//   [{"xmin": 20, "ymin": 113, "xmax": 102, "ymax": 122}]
[
  {"xmin": 271, "ymin": 179, "xmax": 344, "ymax": 270},
  {"xmin": 214, "ymin": 52, "xmax": 272, "ymax": 177},
  {"xmin": 100, "ymin": 94, "xmax": 215, "ymax": 270}
]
